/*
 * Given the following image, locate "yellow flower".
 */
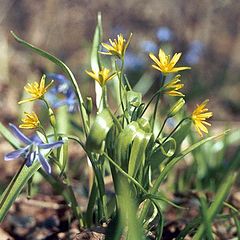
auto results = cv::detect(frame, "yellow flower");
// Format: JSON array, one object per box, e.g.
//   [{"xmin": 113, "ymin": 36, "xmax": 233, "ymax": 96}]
[
  {"xmin": 191, "ymin": 100, "xmax": 213, "ymax": 137},
  {"xmin": 85, "ymin": 68, "xmax": 117, "ymax": 87},
  {"xmin": 18, "ymin": 75, "xmax": 54, "ymax": 104},
  {"xmin": 163, "ymin": 75, "xmax": 184, "ymax": 97},
  {"xmin": 100, "ymin": 33, "xmax": 132, "ymax": 58},
  {"xmin": 149, "ymin": 49, "xmax": 191, "ymax": 74},
  {"xmin": 19, "ymin": 112, "xmax": 40, "ymax": 129}
]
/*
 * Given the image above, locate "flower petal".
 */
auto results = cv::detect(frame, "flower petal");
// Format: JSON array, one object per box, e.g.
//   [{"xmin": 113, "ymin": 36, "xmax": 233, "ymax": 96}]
[
  {"xmin": 47, "ymin": 73, "xmax": 68, "ymax": 84},
  {"xmin": 4, "ymin": 147, "xmax": 28, "ymax": 161},
  {"xmin": 38, "ymin": 140, "xmax": 64, "ymax": 149},
  {"xmin": 9, "ymin": 123, "xmax": 32, "ymax": 144},
  {"xmin": 38, "ymin": 151, "xmax": 51, "ymax": 174},
  {"xmin": 25, "ymin": 151, "xmax": 36, "ymax": 167}
]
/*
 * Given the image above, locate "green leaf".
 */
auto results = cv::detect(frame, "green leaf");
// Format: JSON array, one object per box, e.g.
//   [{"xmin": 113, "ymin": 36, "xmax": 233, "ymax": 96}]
[
  {"xmin": 56, "ymin": 106, "xmax": 69, "ymax": 134},
  {"xmin": 139, "ymin": 131, "xmax": 228, "ymax": 223},
  {"xmin": 59, "ymin": 136, "xmax": 69, "ymax": 177},
  {"xmin": 0, "ymin": 122, "xmax": 20, "ymax": 148},
  {"xmin": 0, "ymin": 122, "xmax": 58, "ymax": 222},
  {"xmin": 113, "ymin": 119, "xmax": 152, "ymax": 176},
  {"xmin": 153, "ymin": 132, "xmax": 228, "ymax": 192},
  {"xmin": 91, "ymin": 12, "xmax": 103, "ymax": 110},
  {"xmin": 0, "ymin": 161, "xmax": 41, "ymax": 222},
  {"xmin": 91, "ymin": 12, "xmax": 102, "ymax": 72},
  {"xmin": 86, "ymin": 109, "xmax": 113, "ymax": 153},
  {"xmin": 193, "ymin": 172, "xmax": 236, "ymax": 240},
  {"xmin": 128, "ymin": 129, "xmax": 152, "ymax": 178}
]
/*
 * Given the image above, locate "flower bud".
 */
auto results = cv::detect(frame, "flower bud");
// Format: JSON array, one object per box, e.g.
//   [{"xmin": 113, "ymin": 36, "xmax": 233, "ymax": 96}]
[
  {"xmin": 85, "ymin": 97, "xmax": 93, "ymax": 115},
  {"xmin": 48, "ymin": 108, "xmax": 56, "ymax": 127},
  {"xmin": 167, "ymin": 98, "xmax": 185, "ymax": 118}
]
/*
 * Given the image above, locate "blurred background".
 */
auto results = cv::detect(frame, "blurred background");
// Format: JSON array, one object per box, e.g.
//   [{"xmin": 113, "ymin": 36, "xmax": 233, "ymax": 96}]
[{"xmin": 0, "ymin": 0, "xmax": 240, "ymax": 123}]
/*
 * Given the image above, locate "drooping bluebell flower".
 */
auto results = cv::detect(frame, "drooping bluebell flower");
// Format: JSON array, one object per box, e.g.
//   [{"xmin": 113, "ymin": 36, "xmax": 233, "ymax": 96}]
[
  {"xmin": 4, "ymin": 124, "xmax": 64, "ymax": 174},
  {"xmin": 156, "ymin": 27, "xmax": 173, "ymax": 42},
  {"xmin": 46, "ymin": 73, "xmax": 78, "ymax": 112},
  {"xmin": 184, "ymin": 40, "xmax": 204, "ymax": 65}
]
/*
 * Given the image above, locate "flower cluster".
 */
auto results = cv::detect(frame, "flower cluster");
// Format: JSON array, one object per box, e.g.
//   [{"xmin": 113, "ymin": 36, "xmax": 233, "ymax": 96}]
[
  {"xmin": 4, "ymin": 32, "xmax": 213, "ymax": 178},
  {"xmin": 1, "ymin": 27, "xmax": 217, "ymax": 238},
  {"xmin": 6, "ymin": 74, "xmax": 64, "ymax": 173},
  {"xmin": 147, "ymin": 47, "xmax": 212, "ymax": 136}
]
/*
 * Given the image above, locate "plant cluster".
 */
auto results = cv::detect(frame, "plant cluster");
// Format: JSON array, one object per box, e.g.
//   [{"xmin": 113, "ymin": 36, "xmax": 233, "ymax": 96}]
[{"xmin": 0, "ymin": 15, "xmax": 238, "ymax": 240}]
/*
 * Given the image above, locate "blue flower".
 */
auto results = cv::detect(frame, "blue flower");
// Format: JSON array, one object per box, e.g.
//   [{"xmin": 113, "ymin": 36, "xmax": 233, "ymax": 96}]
[
  {"xmin": 4, "ymin": 124, "xmax": 64, "ymax": 174},
  {"xmin": 156, "ymin": 27, "xmax": 173, "ymax": 42},
  {"xmin": 125, "ymin": 52, "xmax": 145, "ymax": 70},
  {"xmin": 46, "ymin": 73, "xmax": 78, "ymax": 112},
  {"xmin": 184, "ymin": 40, "xmax": 204, "ymax": 65},
  {"xmin": 140, "ymin": 40, "xmax": 158, "ymax": 53}
]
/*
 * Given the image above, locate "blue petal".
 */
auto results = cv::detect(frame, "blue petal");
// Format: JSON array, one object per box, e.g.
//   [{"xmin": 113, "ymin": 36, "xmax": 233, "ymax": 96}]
[
  {"xmin": 9, "ymin": 123, "xmax": 32, "ymax": 145},
  {"xmin": 46, "ymin": 73, "xmax": 68, "ymax": 84},
  {"xmin": 25, "ymin": 151, "xmax": 36, "ymax": 167},
  {"xmin": 52, "ymin": 99, "xmax": 67, "ymax": 108},
  {"xmin": 4, "ymin": 146, "xmax": 29, "ymax": 161},
  {"xmin": 29, "ymin": 134, "xmax": 43, "ymax": 144},
  {"xmin": 38, "ymin": 151, "xmax": 51, "ymax": 174},
  {"xmin": 38, "ymin": 140, "xmax": 64, "ymax": 150}
]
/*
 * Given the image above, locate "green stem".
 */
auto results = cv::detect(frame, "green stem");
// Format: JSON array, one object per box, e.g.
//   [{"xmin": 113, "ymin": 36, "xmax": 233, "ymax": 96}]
[
  {"xmin": 38, "ymin": 124, "xmax": 49, "ymax": 143},
  {"xmin": 124, "ymin": 74, "xmax": 132, "ymax": 91},
  {"xmin": 153, "ymin": 118, "xmax": 187, "ymax": 153},
  {"xmin": 151, "ymin": 93, "xmax": 160, "ymax": 131},
  {"xmin": 102, "ymin": 85, "xmax": 108, "ymax": 108},
  {"xmin": 42, "ymin": 98, "xmax": 57, "ymax": 141},
  {"xmin": 86, "ymin": 180, "xmax": 98, "ymax": 227},
  {"xmin": 116, "ymin": 58, "xmax": 126, "ymax": 118},
  {"xmin": 155, "ymin": 117, "xmax": 169, "ymax": 140},
  {"xmin": 151, "ymin": 75, "xmax": 166, "ymax": 131},
  {"xmin": 67, "ymin": 136, "xmax": 108, "ymax": 220},
  {"xmin": 160, "ymin": 118, "xmax": 188, "ymax": 146},
  {"xmin": 102, "ymin": 152, "xmax": 147, "ymax": 195},
  {"xmin": 140, "ymin": 89, "xmax": 162, "ymax": 117}
]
